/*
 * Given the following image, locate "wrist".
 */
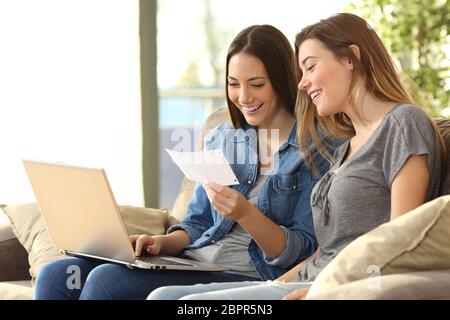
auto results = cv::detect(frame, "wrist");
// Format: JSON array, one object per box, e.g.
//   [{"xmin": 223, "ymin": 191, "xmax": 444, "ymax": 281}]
[
  {"xmin": 153, "ymin": 234, "xmax": 165, "ymax": 249},
  {"xmin": 237, "ymin": 201, "xmax": 258, "ymax": 225}
]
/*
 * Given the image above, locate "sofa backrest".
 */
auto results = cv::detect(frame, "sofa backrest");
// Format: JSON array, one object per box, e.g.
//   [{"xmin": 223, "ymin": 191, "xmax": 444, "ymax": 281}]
[
  {"xmin": 169, "ymin": 108, "xmax": 231, "ymax": 225},
  {"xmin": 435, "ymin": 118, "xmax": 450, "ymax": 196}
]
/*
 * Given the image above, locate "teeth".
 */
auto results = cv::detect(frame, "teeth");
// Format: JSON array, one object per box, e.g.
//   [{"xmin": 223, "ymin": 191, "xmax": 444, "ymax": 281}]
[
  {"xmin": 311, "ymin": 90, "xmax": 321, "ymax": 101},
  {"xmin": 244, "ymin": 104, "xmax": 262, "ymax": 112}
]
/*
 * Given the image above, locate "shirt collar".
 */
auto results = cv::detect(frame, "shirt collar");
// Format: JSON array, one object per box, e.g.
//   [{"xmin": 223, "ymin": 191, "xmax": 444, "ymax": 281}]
[{"xmin": 240, "ymin": 122, "xmax": 299, "ymax": 149}]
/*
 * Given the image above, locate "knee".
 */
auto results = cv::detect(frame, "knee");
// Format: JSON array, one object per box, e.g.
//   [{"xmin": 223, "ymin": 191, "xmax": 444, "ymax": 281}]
[
  {"xmin": 147, "ymin": 286, "xmax": 190, "ymax": 300},
  {"xmin": 34, "ymin": 258, "xmax": 79, "ymax": 300},
  {"xmin": 79, "ymin": 264, "xmax": 119, "ymax": 300},
  {"xmin": 35, "ymin": 260, "xmax": 59, "ymax": 294},
  {"xmin": 180, "ymin": 292, "xmax": 218, "ymax": 300},
  {"xmin": 36, "ymin": 259, "xmax": 61, "ymax": 283},
  {"xmin": 179, "ymin": 293, "xmax": 200, "ymax": 300}
]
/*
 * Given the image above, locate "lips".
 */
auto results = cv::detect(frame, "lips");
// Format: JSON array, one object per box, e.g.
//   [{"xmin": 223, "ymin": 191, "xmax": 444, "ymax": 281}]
[
  {"xmin": 309, "ymin": 89, "xmax": 322, "ymax": 102},
  {"xmin": 243, "ymin": 103, "xmax": 263, "ymax": 114}
]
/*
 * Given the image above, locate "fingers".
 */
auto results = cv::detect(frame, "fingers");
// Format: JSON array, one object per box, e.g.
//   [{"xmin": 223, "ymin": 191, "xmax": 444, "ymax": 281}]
[
  {"xmin": 204, "ymin": 189, "xmax": 235, "ymax": 216},
  {"xmin": 134, "ymin": 234, "xmax": 154, "ymax": 256},
  {"xmin": 204, "ymin": 181, "xmax": 224, "ymax": 191},
  {"xmin": 204, "ymin": 182, "xmax": 247, "ymax": 220},
  {"xmin": 146, "ymin": 244, "xmax": 159, "ymax": 255},
  {"xmin": 205, "ymin": 182, "xmax": 232, "ymax": 196},
  {"xmin": 203, "ymin": 182, "xmax": 235, "ymax": 205},
  {"xmin": 204, "ymin": 187, "xmax": 229, "ymax": 207},
  {"xmin": 129, "ymin": 235, "xmax": 139, "ymax": 247}
]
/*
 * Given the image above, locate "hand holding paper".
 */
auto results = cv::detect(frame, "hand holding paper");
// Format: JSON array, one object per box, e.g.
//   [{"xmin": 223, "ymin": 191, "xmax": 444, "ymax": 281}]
[{"xmin": 166, "ymin": 149, "xmax": 239, "ymax": 186}]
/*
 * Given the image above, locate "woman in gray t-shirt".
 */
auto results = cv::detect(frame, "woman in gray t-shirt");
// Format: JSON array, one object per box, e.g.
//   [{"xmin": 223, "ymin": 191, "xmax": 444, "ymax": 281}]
[{"xmin": 147, "ymin": 13, "xmax": 445, "ymax": 301}]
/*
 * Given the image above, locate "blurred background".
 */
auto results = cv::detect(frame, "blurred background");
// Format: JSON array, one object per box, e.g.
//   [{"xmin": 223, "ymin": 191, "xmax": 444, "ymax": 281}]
[{"xmin": 0, "ymin": 0, "xmax": 448, "ymax": 210}]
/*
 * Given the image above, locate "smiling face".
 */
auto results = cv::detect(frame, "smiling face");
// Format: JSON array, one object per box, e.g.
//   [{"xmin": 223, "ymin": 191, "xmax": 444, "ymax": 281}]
[
  {"xmin": 227, "ymin": 52, "xmax": 281, "ymax": 128},
  {"xmin": 297, "ymin": 38, "xmax": 355, "ymax": 116}
]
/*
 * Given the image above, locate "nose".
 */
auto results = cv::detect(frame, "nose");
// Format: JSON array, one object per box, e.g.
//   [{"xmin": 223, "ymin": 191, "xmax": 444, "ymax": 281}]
[
  {"xmin": 238, "ymin": 86, "xmax": 252, "ymax": 105},
  {"xmin": 298, "ymin": 75, "xmax": 310, "ymax": 91}
]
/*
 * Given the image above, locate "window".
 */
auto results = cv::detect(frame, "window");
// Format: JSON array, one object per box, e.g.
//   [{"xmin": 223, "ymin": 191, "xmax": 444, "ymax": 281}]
[{"xmin": 0, "ymin": 0, "xmax": 143, "ymax": 206}]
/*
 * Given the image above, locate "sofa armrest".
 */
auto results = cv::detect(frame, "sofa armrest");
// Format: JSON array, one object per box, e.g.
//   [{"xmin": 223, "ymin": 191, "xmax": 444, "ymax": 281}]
[
  {"xmin": 0, "ymin": 218, "xmax": 31, "ymax": 282},
  {"xmin": 0, "ymin": 237, "xmax": 31, "ymax": 281}
]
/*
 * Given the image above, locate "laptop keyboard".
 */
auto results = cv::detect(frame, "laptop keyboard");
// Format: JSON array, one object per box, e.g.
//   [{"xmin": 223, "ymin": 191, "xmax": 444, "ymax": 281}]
[{"xmin": 137, "ymin": 255, "xmax": 195, "ymax": 266}]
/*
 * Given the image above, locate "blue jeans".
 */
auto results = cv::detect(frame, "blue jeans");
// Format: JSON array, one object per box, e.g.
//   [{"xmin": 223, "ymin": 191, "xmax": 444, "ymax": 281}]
[
  {"xmin": 148, "ymin": 281, "xmax": 312, "ymax": 300},
  {"xmin": 34, "ymin": 257, "xmax": 260, "ymax": 300}
]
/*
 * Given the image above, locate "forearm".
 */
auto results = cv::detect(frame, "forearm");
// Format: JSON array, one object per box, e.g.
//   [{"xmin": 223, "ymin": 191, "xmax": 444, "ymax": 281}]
[
  {"xmin": 276, "ymin": 248, "xmax": 319, "ymax": 282},
  {"xmin": 238, "ymin": 206, "xmax": 286, "ymax": 259},
  {"xmin": 159, "ymin": 230, "xmax": 191, "ymax": 255}
]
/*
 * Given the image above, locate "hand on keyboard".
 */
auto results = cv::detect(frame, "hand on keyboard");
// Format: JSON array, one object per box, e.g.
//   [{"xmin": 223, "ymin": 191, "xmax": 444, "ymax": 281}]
[{"xmin": 129, "ymin": 234, "xmax": 163, "ymax": 256}]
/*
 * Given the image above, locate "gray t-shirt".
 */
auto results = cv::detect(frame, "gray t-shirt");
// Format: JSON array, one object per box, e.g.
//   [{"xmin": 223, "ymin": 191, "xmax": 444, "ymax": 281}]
[
  {"xmin": 297, "ymin": 104, "xmax": 442, "ymax": 282},
  {"xmin": 183, "ymin": 174, "xmax": 268, "ymax": 278}
]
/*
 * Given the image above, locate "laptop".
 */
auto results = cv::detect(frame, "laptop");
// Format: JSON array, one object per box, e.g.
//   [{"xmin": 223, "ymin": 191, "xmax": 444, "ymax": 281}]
[{"xmin": 22, "ymin": 159, "xmax": 229, "ymax": 271}]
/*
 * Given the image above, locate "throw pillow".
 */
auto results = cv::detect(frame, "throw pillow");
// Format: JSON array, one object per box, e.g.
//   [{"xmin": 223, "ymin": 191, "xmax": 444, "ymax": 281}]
[
  {"xmin": 117, "ymin": 205, "xmax": 169, "ymax": 236},
  {"xmin": 3, "ymin": 202, "xmax": 169, "ymax": 285},
  {"xmin": 2, "ymin": 203, "xmax": 65, "ymax": 285},
  {"xmin": 306, "ymin": 195, "xmax": 450, "ymax": 299}
]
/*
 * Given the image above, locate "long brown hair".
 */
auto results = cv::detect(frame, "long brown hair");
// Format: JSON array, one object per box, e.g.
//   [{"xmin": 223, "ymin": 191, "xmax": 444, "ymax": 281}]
[
  {"xmin": 226, "ymin": 25, "xmax": 298, "ymax": 128},
  {"xmin": 294, "ymin": 13, "xmax": 445, "ymax": 169}
]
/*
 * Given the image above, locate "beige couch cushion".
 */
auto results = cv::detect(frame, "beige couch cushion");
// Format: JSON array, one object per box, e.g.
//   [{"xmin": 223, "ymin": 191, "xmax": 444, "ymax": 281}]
[
  {"xmin": 0, "ymin": 209, "xmax": 15, "ymax": 242},
  {"xmin": 2, "ymin": 202, "xmax": 169, "ymax": 284},
  {"xmin": 308, "ymin": 269, "xmax": 450, "ymax": 300},
  {"xmin": 306, "ymin": 195, "xmax": 450, "ymax": 299},
  {"xmin": 0, "ymin": 283, "xmax": 33, "ymax": 300},
  {"xmin": 120, "ymin": 205, "xmax": 169, "ymax": 236},
  {"xmin": 2, "ymin": 203, "xmax": 64, "ymax": 285}
]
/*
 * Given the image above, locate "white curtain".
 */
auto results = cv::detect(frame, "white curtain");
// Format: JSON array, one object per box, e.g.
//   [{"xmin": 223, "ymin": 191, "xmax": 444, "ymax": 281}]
[{"xmin": 0, "ymin": 0, "xmax": 143, "ymax": 206}]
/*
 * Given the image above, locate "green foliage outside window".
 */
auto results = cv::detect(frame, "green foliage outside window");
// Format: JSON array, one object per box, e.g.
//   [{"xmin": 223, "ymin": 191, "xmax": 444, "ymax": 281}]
[{"xmin": 348, "ymin": 0, "xmax": 450, "ymax": 117}]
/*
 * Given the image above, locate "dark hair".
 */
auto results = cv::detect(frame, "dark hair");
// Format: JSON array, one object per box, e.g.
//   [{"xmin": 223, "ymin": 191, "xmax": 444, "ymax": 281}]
[{"xmin": 226, "ymin": 25, "xmax": 298, "ymax": 128}]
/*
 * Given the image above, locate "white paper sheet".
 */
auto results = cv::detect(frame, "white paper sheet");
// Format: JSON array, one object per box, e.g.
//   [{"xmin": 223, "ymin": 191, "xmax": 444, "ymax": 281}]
[{"xmin": 166, "ymin": 148, "xmax": 239, "ymax": 186}]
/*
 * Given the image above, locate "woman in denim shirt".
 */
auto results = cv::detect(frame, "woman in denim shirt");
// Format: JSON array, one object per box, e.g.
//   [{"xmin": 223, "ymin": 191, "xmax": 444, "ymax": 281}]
[{"xmin": 34, "ymin": 25, "xmax": 332, "ymax": 300}]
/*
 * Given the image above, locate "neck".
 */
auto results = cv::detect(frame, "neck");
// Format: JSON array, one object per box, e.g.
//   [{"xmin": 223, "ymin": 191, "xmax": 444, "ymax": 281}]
[
  {"xmin": 257, "ymin": 108, "xmax": 295, "ymax": 169},
  {"xmin": 343, "ymin": 92, "xmax": 397, "ymax": 138},
  {"xmin": 258, "ymin": 107, "xmax": 295, "ymax": 141}
]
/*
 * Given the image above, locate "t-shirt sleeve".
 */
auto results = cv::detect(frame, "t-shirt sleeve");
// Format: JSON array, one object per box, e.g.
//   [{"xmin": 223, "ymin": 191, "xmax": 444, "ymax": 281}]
[{"xmin": 382, "ymin": 106, "xmax": 438, "ymax": 188}]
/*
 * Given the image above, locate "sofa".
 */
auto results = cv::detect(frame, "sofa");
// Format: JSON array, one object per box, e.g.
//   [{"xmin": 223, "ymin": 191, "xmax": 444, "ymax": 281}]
[{"xmin": 1, "ymin": 108, "xmax": 449, "ymax": 300}]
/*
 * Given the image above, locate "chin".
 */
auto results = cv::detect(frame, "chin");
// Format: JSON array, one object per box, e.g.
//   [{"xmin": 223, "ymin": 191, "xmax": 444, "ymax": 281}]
[
  {"xmin": 244, "ymin": 118, "xmax": 260, "ymax": 126},
  {"xmin": 315, "ymin": 105, "xmax": 334, "ymax": 117},
  {"xmin": 315, "ymin": 107, "xmax": 326, "ymax": 117},
  {"xmin": 317, "ymin": 110, "xmax": 329, "ymax": 117}
]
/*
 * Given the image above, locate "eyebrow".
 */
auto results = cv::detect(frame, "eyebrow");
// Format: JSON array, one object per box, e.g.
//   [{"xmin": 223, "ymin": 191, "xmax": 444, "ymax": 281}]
[
  {"xmin": 227, "ymin": 76, "xmax": 267, "ymax": 81},
  {"xmin": 301, "ymin": 56, "xmax": 318, "ymax": 65}
]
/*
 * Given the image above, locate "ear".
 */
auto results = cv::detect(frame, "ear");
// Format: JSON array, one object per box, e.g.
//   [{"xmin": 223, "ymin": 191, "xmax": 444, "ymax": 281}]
[
  {"xmin": 349, "ymin": 45, "xmax": 361, "ymax": 61},
  {"xmin": 346, "ymin": 45, "xmax": 361, "ymax": 70}
]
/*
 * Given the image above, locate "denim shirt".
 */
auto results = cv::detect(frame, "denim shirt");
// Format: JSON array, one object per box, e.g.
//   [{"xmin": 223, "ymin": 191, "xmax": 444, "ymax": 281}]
[{"xmin": 168, "ymin": 122, "xmax": 333, "ymax": 280}]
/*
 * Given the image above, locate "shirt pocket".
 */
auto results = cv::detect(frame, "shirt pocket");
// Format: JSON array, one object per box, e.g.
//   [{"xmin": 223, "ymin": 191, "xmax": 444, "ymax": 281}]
[
  {"xmin": 267, "ymin": 171, "xmax": 313, "ymax": 222},
  {"xmin": 272, "ymin": 171, "xmax": 312, "ymax": 193}
]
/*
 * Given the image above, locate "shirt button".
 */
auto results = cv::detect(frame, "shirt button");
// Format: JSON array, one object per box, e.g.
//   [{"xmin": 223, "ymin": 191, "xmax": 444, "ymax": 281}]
[
  {"xmin": 247, "ymin": 180, "xmax": 252, "ymax": 184},
  {"xmin": 211, "ymin": 240, "xmax": 215, "ymax": 243},
  {"xmin": 293, "ymin": 185, "xmax": 297, "ymax": 190}
]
